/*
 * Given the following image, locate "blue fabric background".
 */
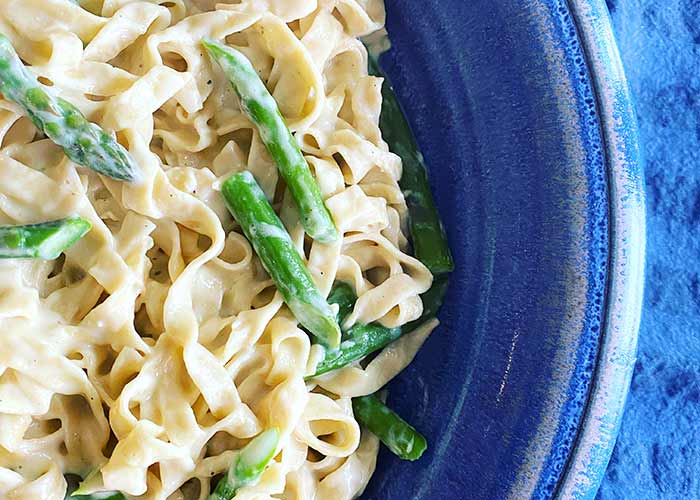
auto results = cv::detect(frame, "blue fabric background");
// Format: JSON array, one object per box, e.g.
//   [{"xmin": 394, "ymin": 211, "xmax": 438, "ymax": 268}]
[{"xmin": 597, "ymin": 1, "xmax": 700, "ymax": 498}]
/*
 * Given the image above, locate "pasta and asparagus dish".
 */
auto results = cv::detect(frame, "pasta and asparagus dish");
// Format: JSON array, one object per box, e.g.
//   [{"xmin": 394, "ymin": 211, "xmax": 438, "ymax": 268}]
[{"xmin": 0, "ymin": 1, "xmax": 452, "ymax": 499}]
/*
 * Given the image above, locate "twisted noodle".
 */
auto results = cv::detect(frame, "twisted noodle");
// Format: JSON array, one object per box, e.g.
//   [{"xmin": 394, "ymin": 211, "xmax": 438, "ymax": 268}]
[{"xmin": 0, "ymin": 0, "xmax": 437, "ymax": 498}]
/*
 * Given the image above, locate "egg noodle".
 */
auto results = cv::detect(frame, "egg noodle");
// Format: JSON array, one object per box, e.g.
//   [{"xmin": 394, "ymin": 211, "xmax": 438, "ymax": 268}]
[{"xmin": 0, "ymin": 1, "xmax": 437, "ymax": 498}]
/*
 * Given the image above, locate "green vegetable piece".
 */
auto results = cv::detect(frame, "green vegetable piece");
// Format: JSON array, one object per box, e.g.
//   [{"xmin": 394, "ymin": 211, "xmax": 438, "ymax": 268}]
[
  {"xmin": 326, "ymin": 281, "xmax": 357, "ymax": 328},
  {"xmin": 0, "ymin": 216, "xmax": 91, "ymax": 259},
  {"xmin": 202, "ymin": 38, "xmax": 338, "ymax": 243},
  {"xmin": 208, "ymin": 428, "xmax": 280, "ymax": 500},
  {"xmin": 309, "ymin": 282, "xmax": 400, "ymax": 377},
  {"xmin": 0, "ymin": 33, "xmax": 140, "ymax": 182},
  {"xmin": 71, "ymin": 492, "xmax": 125, "ymax": 500},
  {"xmin": 66, "ymin": 470, "xmax": 123, "ymax": 499},
  {"xmin": 353, "ymin": 394, "xmax": 427, "ymax": 461},
  {"xmin": 221, "ymin": 171, "xmax": 341, "ymax": 349},
  {"xmin": 313, "ymin": 322, "xmax": 402, "ymax": 377},
  {"xmin": 309, "ymin": 279, "xmax": 449, "ymax": 378},
  {"xmin": 368, "ymin": 53, "xmax": 453, "ymax": 275}
]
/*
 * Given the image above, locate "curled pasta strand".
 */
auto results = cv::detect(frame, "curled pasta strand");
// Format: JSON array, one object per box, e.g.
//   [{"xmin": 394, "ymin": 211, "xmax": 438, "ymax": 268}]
[{"xmin": 0, "ymin": 2, "xmax": 440, "ymax": 498}]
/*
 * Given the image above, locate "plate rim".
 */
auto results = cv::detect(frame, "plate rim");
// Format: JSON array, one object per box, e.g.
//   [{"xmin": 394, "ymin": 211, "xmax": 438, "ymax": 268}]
[{"xmin": 555, "ymin": 1, "xmax": 646, "ymax": 498}]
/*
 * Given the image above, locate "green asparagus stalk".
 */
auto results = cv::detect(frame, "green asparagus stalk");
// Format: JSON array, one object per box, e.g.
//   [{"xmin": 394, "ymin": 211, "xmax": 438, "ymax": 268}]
[
  {"xmin": 309, "ymin": 280, "xmax": 447, "ymax": 378},
  {"xmin": 67, "ymin": 470, "xmax": 124, "ymax": 500},
  {"xmin": 202, "ymin": 38, "xmax": 338, "ymax": 243},
  {"xmin": 326, "ymin": 281, "xmax": 357, "ymax": 328},
  {"xmin": 313, "ymin": 322, "xmax": 402, "ymax": 377},
  {"xmin": 0, "ymin": 216, "xmax": 91, "ymax": 259},
  {"xmin": 208, "ymin": 428, "xmax": 280, "ymax": 500},
  {"xmin": 0, "ymin": 34, "xmax": 140, "ymax": 182},
  {"xmin": 352, "ymin": 394, "xmax": 427, "ymax": 461},
  {"xmin": 221, "ymin": 171, "xmax": 341, "ymax": 349},
  {"xmin": 368, "ymin": 54, "xmax": 453, "ymax": 275},
  {"xmin": 71, "ymin": 492, "xmax": 125, "ymax": 500},
  {"xmin": 309, "ymin": 282, "xmax": 399, "ymax": 377}
]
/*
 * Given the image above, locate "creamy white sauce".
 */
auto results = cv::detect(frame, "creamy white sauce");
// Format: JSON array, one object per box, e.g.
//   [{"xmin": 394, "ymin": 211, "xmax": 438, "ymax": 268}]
[{"xmin": 0, "ymin": 1, "xmax": 436, "ymax": 499}]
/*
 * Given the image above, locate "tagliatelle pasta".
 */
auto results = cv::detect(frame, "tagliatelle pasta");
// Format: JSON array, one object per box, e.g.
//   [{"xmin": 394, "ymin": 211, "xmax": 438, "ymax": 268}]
[{"xmin": 0, "ymin": 1, "xmax": 438, "ymax": 498}]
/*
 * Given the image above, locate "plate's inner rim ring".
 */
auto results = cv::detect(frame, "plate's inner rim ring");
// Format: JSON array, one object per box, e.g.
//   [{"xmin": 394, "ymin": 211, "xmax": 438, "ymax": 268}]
[
  {"xmin": 552, "ymin": 0, "xmax": 616, "ymax": 494},
  {"xmin": 554, "ymin": 0, "xmax": 644, "ymax": 497}
]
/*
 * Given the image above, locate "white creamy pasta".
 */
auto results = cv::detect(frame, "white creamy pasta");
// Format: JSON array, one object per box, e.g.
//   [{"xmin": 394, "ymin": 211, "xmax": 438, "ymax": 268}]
[{"xmin": 0, "ymin": 0, "xmax": 438, "ymax": 498}]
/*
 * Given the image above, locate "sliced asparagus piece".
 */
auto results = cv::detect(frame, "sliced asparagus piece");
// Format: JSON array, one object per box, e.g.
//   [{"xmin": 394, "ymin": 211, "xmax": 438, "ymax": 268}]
[
  {"xmin": 309, "ymin": 280, "xmax": 445, "ymax": 378},
  {"xmin": 0, "ymin": 216, "xmax": 91, "ymax": 259},
  {"xmin": 71, "ymin": 492, "xmax": 125, "ymax": 500},
  {"xmin": 202, "ymin": 38, "xmax": 338, "ymax": 243},
  {"xmin": 326, "ymin": 281, "xmax": 357, "ymax": 330},
  {"xmin": 221, "ymin": 171, "xmax": 341, "ymax": 349},
  {"xmin": 67, "ymin": 470, "xmax": 124, "ymax": 500},
  {"xmin": 353, "ymin": 394, "xmax": 427, "ymax": 461},
  {"xmin": 0, "ymin": 34, "xmax": 140, "ymax": 182},
  {"xmin": 368, "ymin": 54, "xmax": 453, "ymax": 275},
  {"xmin": 313, "ymin": 322, "xmax": 402, "ymax": 377},
  {"xmin": 208, "ymin": 428, "xmax": 280, "ymax": 500},
  {"xmin": 311, "ymin": 282, "xmax": 400, "ymax": 376}
]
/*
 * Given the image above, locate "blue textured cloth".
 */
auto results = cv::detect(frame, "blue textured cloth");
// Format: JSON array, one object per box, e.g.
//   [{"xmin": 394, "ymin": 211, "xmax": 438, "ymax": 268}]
[{"xmin": 597, "ymin": 1, "xmax": 700, "ymax": 498}]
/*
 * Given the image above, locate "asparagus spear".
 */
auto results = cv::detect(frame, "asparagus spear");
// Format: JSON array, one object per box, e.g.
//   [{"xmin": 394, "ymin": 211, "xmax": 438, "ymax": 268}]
[
  {"xmin": 208, "ymin": 428, "xmax": 280, "ymax": 500},
  {"xmin": 309, "ymin": 282, "xmax": 400, "ymax": 377},
  {"xmin": 309, "ymin": 280, "xmax": 447, "ymax": 378},
  {"xmin": 221, "ymin": 171, "xmax": 341, "ymax": 349},
  {"xmin": 71, "ymin": 492, "xmax": 125, "ymax": 500},
  {"xmin": 326, "ymin": 281, "xmax": 357, "ymax": 328},
  {"xmin": 367, "ymin": 54, "xmax": 453, "ymax": 275},
  {"xmin": 202, "ymin": 38, "xmax": 338, "ymax": 243},
  {"xmin": 313, "ymin": 321, "xmax": 402, "ymax": 377},
  {"xmin": 0, "ymin": 216, "xmax": 91, "ymax": 259},
  {"xmin": 66, "ymin": 470, "xmax": 124, "ymax": 500},
  {"xmin": 352, "ymin": 394, "xmax": 427, "ymax": 461},
  {"xmin": 0, "ymin": 34, "xmax": 140, "ymax": 182}
]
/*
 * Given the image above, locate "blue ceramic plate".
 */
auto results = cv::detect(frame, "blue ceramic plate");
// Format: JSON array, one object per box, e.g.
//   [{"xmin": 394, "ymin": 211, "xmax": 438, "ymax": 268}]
[{"xmin": 362, "ymin": 1, "xmax": 645, "ymax": 499}]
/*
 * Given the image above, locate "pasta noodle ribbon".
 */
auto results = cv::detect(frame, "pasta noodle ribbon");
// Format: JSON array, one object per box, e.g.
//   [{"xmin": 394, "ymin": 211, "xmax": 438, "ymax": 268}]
[{"xmin": 0, "ymin": 0, "xmax": 439, "ymax": 498}]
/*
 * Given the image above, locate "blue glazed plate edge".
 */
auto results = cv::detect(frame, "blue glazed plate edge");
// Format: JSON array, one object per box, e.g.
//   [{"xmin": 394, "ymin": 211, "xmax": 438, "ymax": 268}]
[{"xmin": 556, "ymin": 1, "xmax": 645, "ymax": 498}]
